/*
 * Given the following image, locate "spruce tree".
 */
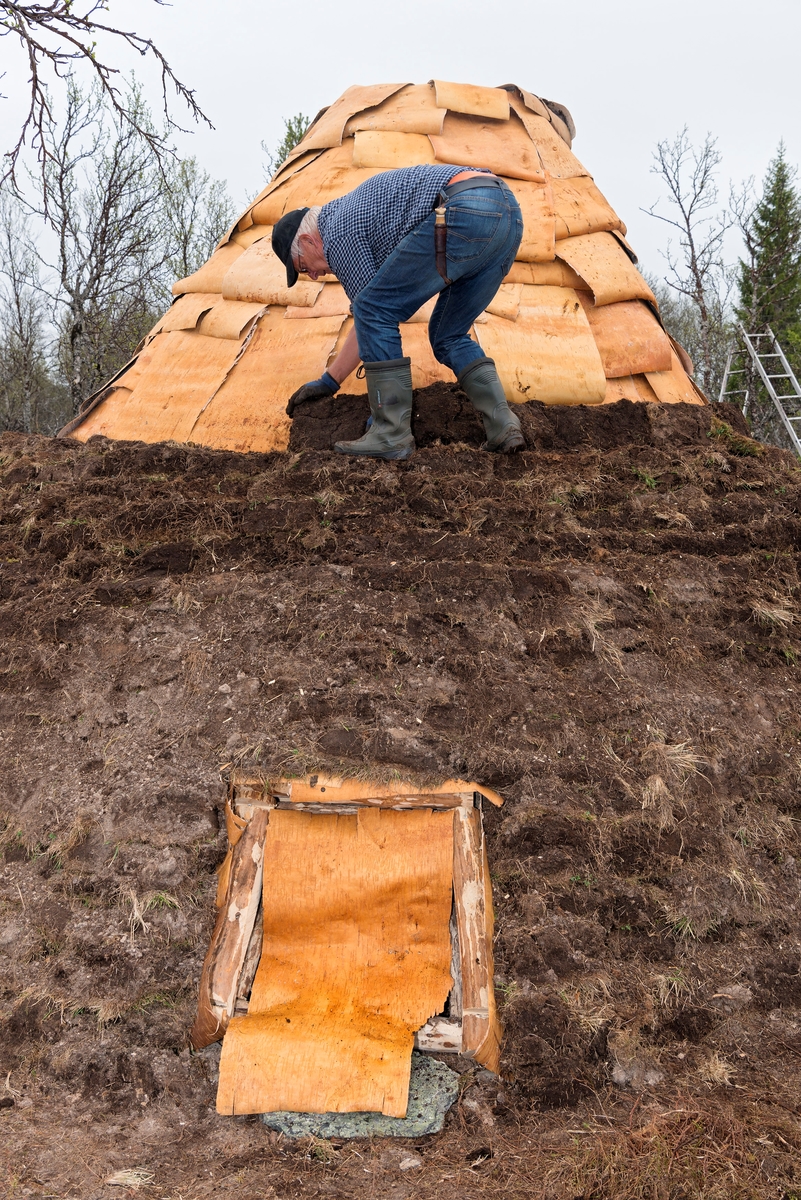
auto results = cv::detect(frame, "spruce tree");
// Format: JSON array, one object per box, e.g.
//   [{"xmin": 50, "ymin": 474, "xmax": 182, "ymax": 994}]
[{"xmin": 736, "ymin": 144, "xmax": 801, "ymax": 446}]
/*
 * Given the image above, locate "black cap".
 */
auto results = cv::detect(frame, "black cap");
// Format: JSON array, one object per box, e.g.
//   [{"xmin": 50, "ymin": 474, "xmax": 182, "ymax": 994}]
[{"xmin": 271, "ymin": 208, "xmax": 309, "ymax": 288}]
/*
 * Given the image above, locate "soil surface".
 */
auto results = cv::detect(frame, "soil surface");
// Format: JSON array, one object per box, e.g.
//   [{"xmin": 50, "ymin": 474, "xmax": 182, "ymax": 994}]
[{"xmin": 1, "ymin": 394, "xmax": 801, "ymax": 1199}]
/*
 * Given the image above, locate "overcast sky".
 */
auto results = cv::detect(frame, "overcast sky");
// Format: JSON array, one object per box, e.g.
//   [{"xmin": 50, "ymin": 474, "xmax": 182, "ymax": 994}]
[{"xmin": 4, "ymin": 0, "xmax": 800, "ymax": 276}]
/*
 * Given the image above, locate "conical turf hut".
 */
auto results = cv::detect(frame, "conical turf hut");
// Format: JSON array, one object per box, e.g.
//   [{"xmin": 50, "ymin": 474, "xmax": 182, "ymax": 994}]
[{"xmin": 63, "ymin": 80, "xmax": 705, "ymax": 452}]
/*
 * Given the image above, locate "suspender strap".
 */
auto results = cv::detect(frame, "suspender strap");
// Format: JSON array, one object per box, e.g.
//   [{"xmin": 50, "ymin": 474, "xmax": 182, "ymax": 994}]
[{"xmin": 440, "ymin": 174, "xmax": 506, "ymax": 199}]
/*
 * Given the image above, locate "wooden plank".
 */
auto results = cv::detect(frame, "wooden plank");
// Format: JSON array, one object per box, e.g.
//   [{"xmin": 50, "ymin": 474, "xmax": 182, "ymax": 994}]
[
  {"xmin": 216, "ymin": 807, "xmax": 455, "ymax": 1116},
  {"xmin": 283, "ymin": 775, "xmax": 503, "ymax": 807},
  {"xmin": 474, "ymin": 287, "xmax": 607, "ymax": 405},
  {"xmin": 429, "ymin": 112, "xmax": 546, "ymax": 183},
  {"xmin": 236, "ymin": 898, "xmax": 264, "ymax": 1008},
  {"xmin": 276, "ymin": 796, "xmax": 465, "ymax": 812},
  {"xmin": 452, "ymin": 803, "xmax": 501, "ymax": 1074},
  {"xmin": 432, "ymin": 79, "xmax": 510, "ymax": 121},
  {"xmin": 578, "ymin": 295, "xmax": 672, "ymax": 378},
  {"xmin": 215, "ymin": 849, "xmax": 233, "ymax": 907},
  {"xmin": 556, "ymin": 232, "xmax": 656, "ymax": 307},
  {"xmin": 415, "ymin": 1017, "xmax": 462, "ymax": 1053},
  {"xmin": 189, "ymin": 807, "xmax": 269, "ymax": 1049}
]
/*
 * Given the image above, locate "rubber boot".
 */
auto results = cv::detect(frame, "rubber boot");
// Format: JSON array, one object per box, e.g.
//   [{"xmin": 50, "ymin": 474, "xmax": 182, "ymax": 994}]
[
  {"xmin": 458, "ymin": 356, "xmax": 525, "ymax": 452},
  {"xmin": 334, "ymin": 358, "xmax": 415, "ymax": 460}
]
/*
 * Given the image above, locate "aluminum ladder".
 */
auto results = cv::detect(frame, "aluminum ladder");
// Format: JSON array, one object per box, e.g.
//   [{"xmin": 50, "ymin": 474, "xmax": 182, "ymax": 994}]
[{"xmin": 718, "ymin": 323, "xmax": 801, "ymax": 457}]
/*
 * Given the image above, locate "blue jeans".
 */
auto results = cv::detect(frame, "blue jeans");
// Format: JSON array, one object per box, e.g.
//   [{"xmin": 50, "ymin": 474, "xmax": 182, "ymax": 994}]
[{"xmin": 352, "ymin": 184, "xmax": 523, "ymax": 377}]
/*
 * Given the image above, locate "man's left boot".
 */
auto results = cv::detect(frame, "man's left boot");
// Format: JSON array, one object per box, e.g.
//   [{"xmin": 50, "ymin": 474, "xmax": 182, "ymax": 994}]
[
  {"xmin": 458, "ymin": 356, "xmax": 526, "ymax": 452},
  {"xmin": 334, "ymin": 357, "xmax": 415, "ymax": 460}
]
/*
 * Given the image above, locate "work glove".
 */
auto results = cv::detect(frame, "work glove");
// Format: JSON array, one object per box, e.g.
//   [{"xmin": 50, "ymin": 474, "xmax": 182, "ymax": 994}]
[{"xmin": 286, "ymin": 372, "xmax": 339, "ymax": 417}]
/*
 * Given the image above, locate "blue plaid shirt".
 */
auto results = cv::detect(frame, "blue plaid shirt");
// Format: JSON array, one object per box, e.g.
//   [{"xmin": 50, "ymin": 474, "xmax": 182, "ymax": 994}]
[{"xmin": 318, "ymin": 165, "xmax": 489, "ymax": 299}]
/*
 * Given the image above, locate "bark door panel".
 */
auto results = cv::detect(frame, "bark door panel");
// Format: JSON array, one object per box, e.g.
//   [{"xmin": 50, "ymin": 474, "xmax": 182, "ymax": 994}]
[
  {"xmin": 188, "ymin": 311, "xmax": 346, "ymax": 453},
  {"xmin": 72, "ymin": 329, "xmax": 246, "ymax": 444},
  {"xmin": 556, "ymin": 232, "xmax": 656, "ymax": 307},
  {"xmin": 216, "ymin": 807, "xmax": 454, "ymax": 1117},
  {"xmin": 578, "ymin": 296, "xmax": 672, "ymax": 377},
  {"xmin": 474, "ymin": 287, "xmax": 607, "ymax": 405},
  {"xmin": 429, "ymin": 112, "xmax": 546, "ymax": 183}
]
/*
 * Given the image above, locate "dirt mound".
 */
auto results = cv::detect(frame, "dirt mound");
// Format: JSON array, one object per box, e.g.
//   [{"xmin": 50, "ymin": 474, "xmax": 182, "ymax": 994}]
[
  {"xmin": 289, "ymin": 384, "xmax": 748, "ymax": 454},
  {"xmin": 1, "ymin": 399, "xmax": 801, "ymax": 1198}
]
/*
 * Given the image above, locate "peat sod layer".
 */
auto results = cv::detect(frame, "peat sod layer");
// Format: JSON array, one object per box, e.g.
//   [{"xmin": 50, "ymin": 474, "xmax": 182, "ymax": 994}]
[{"xmin": 1, "ymin": 393, "xmax": 801, "ymax": 1199}]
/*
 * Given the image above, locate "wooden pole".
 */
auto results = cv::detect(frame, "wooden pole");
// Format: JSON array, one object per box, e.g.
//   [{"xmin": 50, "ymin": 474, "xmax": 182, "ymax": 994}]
[
  {"xmin": 452, "ymin": 798, "xmax": 502, "ymax": 1074},
  {"xmin": 189, "ymin": 807, "xmax": 269, "ymax": 1049}
]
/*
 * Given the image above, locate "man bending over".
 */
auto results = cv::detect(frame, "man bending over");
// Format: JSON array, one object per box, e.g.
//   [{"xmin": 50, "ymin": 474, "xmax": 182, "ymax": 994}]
[{"xmin": 271, "ymin": 164, "xmax": 525, "ymax": 461}]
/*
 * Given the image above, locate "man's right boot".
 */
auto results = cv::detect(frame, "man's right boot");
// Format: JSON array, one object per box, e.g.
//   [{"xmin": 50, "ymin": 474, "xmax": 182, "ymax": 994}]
[
  {"xmin": 458, "ymin": 356, "xmax": 525, "ymax": 452},
  {"xmin": 334, "ymin": 357, "xmax": 415, "ymax": 460}
]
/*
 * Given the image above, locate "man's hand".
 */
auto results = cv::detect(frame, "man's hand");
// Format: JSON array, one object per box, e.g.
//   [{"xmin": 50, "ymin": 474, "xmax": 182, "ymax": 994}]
[{"xmin": 286, "ymin": 372, "xmax": 339, "ymax": 417}]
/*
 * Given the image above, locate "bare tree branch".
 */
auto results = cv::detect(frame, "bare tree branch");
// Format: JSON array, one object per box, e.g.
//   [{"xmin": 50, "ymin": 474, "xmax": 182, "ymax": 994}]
[
  {"xmin": 0, "ymin": 1, "xmax": 212, "ymax": 188},
  {"xmin": 643, "ymin": 127, "xmax": 733, "ymax": 392}
]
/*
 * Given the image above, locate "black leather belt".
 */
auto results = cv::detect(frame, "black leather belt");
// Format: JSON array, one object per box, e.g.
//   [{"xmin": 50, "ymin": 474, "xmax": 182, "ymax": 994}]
[{"xmin": 440, "ymin": 174, "xmax": 505, "ymax": 201}]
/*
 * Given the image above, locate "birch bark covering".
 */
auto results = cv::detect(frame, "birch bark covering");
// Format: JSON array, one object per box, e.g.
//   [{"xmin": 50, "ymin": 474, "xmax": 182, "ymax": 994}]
[
  {"xmin": 65, "ymin": 76, "xmax": 705, "ymax": 448},
  {"xmin": 216, "ymin": 806, "xmax": 454, "ymax": 1117}
]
